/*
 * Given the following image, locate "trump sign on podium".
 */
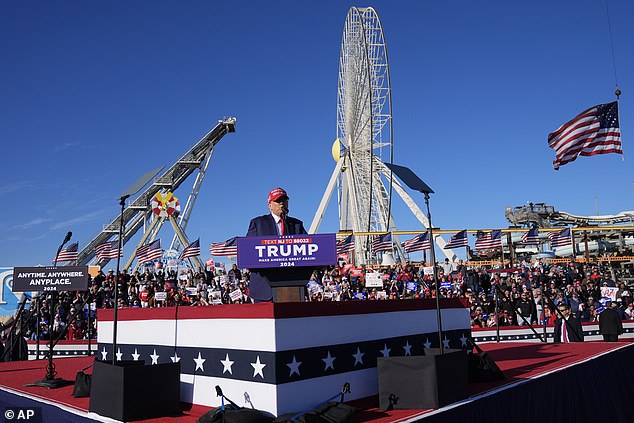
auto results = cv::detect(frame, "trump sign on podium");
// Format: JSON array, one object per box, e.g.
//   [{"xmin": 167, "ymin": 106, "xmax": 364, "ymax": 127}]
[{"xmin": 237, "ymin": 233, "xmax": 337, "ymax": 268}]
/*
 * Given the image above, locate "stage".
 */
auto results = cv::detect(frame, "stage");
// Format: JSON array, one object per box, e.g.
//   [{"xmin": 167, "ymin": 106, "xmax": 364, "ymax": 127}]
[{"xmin": 1, "ymin": 341, "xmax": 632, "ymax": 422}]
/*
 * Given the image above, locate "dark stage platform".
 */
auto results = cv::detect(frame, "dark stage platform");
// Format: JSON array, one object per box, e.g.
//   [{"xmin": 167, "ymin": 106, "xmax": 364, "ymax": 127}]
[{"xmin": 1, "ymin": 342, "xmax": 632, "ymax": 422}]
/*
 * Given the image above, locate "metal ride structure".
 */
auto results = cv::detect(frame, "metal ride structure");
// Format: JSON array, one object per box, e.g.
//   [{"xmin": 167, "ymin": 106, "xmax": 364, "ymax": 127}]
[
  {"xmin": 74, "ymin": 118, "xmax": 236, "ymax": 270},
  {"xmin": 309, "ymin": 7, "xmax": 456, "ymax": 264}
]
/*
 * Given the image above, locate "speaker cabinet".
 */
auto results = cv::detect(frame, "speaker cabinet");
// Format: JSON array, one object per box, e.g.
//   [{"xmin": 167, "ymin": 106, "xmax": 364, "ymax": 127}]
[
  {"xmin": 89, "ymin": 359, "xmax": 181, "ymax": 421},
  {"xmin": 378, "ymin": 349, "xmax": 468, "ymax": 410}
]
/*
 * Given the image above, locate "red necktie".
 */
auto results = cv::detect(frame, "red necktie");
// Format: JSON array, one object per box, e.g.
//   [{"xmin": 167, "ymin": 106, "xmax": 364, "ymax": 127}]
[
  {"xmin": 562, "ymin": 320, "xmax": 568, "ymax": 343},
  {"xmin": 279, "ymin": 218, "xmax": 285, "ymax": 235}
]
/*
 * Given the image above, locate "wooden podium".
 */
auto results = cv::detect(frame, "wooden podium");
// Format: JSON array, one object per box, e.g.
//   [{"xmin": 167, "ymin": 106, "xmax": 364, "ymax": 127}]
[{"xmin": 263, "ymin": 266, "xmax": 314, "ymax": 303}]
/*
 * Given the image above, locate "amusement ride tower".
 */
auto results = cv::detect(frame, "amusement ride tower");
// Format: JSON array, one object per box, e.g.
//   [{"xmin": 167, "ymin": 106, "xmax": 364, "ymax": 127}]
[{"xmin": 310, "ymin": 7, "xmax": 456, "ymax": 264}]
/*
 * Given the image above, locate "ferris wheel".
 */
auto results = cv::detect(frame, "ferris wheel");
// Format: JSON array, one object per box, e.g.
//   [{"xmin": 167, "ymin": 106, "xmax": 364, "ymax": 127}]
[
  {"xmin": 337, "ymin": 7, "xmax": 397, "ymax": 263},
  {"xmin": 310, "ymin": 7, "xmax": 456, "ymax": 264}
]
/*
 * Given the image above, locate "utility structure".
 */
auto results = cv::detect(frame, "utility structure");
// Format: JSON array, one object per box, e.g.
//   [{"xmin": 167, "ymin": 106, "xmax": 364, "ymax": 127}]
[
  {"xmin": 75, "ymin": 117, "xmax": 237, "ymax": 269},
  {"xmin": 309, "ymin": 7, "xmax": 455, "ymax": 264}
]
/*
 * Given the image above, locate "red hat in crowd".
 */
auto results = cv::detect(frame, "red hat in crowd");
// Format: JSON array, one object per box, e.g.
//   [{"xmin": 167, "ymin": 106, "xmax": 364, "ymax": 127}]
[{"xmin": 268, "ymin": 187, "xmax": 288, "ymax": 203}]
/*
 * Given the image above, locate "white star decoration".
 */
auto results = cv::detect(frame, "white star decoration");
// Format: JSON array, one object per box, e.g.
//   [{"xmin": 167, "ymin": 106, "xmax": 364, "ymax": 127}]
[
  {"xmin": 380, "ymin": 344, "xmax": 391, "ymax": 357},
  {"xmin": 170, "ymin": 352, "xmax": 181, "ymax": 363},
  {"xmin": 115, "ymin": 348, "xmax": 123, "ymax": 361},
  {"xmin": 403, "ymin": 341, "xmax": 412, "ymax": 356},
  {"xmin": 251, "ymin": 356, "xmax": 266, "ymax": 378},
  {"xmin": 442, "ymin": 336, "xmax": 450, "ymax": 349},
  {"xmin": 193, "ymin": 352, "xmax": 206, "ymax": 372},
  {"xmin": 423, "ymin": 338, "xmax": 432, "ymax": 349},
  {"xmin": 352, "ymin": 347, "xmax": 365, "ymax": 366},
  {"xmin": 322, "ymin": 351, "xmax": 336, "ymax": 371},
  {"xmin": 100, "ymin": 347, "xmax": 108, "ymax": 360},
  {"xmin": 150, "ymin": 349, "xmax": 160, "ymax": 365},
  {"xmin": 221, "ymin": 353, "xmax": 234, "ymax": 374},
  {"xmin": 459, "ymin": 334, "xmax": 468, "ymax": 347},
  {"xmin": 131, "ymin": 348, "xmax": 140, "ymax": 361},
  {"xmin": 286, "ymin": 355, "xmax": 302, "ymax": 377}
]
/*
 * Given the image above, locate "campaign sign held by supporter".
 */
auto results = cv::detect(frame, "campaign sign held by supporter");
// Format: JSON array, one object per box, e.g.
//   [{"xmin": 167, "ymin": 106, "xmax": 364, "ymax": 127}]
[{"xmin": 237, "ymin": 233, "xmax": 336, "ymax": 269}]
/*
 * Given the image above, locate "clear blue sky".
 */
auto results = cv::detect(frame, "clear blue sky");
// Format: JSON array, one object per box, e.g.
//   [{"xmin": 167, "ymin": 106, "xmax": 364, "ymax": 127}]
[{"xmin": 1, "ymin": 0, "xmax": 632, "ymax": 267}]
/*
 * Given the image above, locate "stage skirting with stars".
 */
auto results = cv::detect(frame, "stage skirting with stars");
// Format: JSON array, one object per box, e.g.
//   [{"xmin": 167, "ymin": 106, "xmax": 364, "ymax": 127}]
[
  {"xmin": 473, "ymin": 320, "xmax": 634, "ymax": 343},
  {"xmin": 96, "ymin": 299, "xmax": 471, "ymax": 416}
]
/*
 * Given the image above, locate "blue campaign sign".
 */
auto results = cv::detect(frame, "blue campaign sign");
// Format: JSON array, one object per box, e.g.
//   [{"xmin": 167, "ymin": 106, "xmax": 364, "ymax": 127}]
[
  {"xmin": 237, "ymin": 233, "xmax": 337, "ymax": 269},
  {"xmin": 0, "ymin": 267, "xmax": 31, "ymax": 317}
]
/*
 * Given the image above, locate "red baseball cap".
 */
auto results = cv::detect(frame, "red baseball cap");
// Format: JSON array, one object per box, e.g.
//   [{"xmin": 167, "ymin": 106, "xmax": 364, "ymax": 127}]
[{"xmin": 268, "ymin": 187, "xmax": 288, "ymax": 203}]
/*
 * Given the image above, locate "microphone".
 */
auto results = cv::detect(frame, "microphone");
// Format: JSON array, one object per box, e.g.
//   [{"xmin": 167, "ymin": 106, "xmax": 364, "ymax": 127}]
[
  {"xmin": 54, "ymin": 231, "xmax": 73, "ymax": 265},
  {"xmin": 281, "ymin": 207, "xmax": 289, "ymax": 234}
]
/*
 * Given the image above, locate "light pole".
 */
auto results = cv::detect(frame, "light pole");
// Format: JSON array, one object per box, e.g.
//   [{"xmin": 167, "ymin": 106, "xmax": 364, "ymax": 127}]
[{"xmin": 385, "ymin": 163, "xmax": 444, "ymax": 354}]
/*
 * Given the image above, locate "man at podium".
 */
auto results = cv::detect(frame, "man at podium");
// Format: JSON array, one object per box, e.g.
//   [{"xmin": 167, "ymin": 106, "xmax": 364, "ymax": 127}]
[{"xmin": 246, "ymin": 187, "xmax": 307, "ymax": 302}]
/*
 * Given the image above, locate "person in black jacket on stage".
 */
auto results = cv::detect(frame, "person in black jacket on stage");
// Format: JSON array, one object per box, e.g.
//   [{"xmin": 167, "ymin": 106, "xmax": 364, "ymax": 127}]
[
  {"xmin": 246, "ymin": 187, "xmax": 307, "ymax": 302},
  {"xmin": 599, "ymin": 301, "xmax": 623, "ymax": 342},
  {"xmin": 553, "ymin": 303, "xmax": 584, "ymax": 343}
]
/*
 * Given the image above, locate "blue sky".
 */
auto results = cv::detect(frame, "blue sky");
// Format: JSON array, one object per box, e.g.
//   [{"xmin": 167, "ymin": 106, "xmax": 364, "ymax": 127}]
[{"xmin": 1, "ymin": 0, "xmax": 632, "ymax": 267}]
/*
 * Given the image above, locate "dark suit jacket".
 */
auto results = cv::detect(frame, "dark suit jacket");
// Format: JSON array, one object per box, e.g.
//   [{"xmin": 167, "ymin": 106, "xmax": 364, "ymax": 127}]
[
  {"xmin": 599, "ymin": 307, "xmax": 623, "ymax": 336},
  {"xmin": 246, "ymin": 214, "xmax": 307, "ymax": 301},
  {"xmin": 553, "ymin": 316, "xmax": 584, "ymax": 342}
]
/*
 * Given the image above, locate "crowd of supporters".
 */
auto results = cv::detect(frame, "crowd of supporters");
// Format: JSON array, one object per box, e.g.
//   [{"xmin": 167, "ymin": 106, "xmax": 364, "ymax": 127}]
[{"xmin": 17, "ymin": 258, "xmax": 634, "ymax": 342}]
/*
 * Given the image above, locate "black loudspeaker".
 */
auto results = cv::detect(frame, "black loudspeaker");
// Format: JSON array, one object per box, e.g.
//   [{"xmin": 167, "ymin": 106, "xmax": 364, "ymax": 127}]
[
  {"xmin": 378, "ymin": 349, "xmax": 468, "ymax": 410},
  {"xmin": 89, "ymin": 359, "xmax": 181, "ymax": 421}
]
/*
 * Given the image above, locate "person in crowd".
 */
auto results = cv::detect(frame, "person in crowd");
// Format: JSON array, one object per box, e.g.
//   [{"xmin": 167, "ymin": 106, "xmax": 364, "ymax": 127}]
[{"xmin": 515, "ymin": 292, "xmax": 537, "ymax": 326}]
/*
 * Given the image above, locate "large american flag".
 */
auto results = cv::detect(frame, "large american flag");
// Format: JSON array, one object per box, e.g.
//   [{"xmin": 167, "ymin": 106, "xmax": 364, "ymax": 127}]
[
  {"xmin": 136, "ymin": 239, "xmax": 162, "ymax": 264},
  {"xmin": 475, "ymin": 230, "xmax": 502, "ymax": 251},
  {"xmin": 371, "ymin": 233, "xmax": 392, "ymax": 253},
  {"xmin": 521, "ymin": 226, "xmax": 540, "ymax": 246},
  {"xmin": 403, "ymin": 233, "xmax": 431, "ymax": 253},
  {"xmin": 443, "ymin": 230, "xmax": 468, "ymax": 249},
  {"xmin": 336, "ymin": 235, "xmax": 355, "ymax": 254},
  {"xmin": 209, "ymin": 237, "xmax": 238, "ymax": 256},
  {"xmin": 95, "ymin": 240, "xmax": 122, "ymax": 260},
  {"xmin": 180, "ymin": 239, "xmax": 201, "ymax": 260},
  {"xmin": 549, "ymin": 228, "xmax": 572, "ymax": 248},
  {"xmin": 55, "ymin": 242, "xmax": 78, "ymax": 264},
  {"xmin": 548, "ymin": 101, "xmax": 622, "ymax": 170}
]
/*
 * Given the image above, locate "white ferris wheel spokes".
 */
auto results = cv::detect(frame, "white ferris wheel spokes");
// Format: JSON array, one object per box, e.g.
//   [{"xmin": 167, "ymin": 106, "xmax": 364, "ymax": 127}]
[{"xmin": 310, "ymin": 7, "xmax": 455, "ymax": 264}]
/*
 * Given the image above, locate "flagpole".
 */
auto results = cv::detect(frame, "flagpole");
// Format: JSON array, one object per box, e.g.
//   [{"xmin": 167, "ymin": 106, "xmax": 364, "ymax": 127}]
[{"xmin": 498, "ymin": 232, "xmax": 504, "ymax": 267}]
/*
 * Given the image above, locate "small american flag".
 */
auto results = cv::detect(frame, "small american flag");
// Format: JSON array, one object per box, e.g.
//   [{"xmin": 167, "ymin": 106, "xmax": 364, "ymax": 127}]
[
  {"xmin": 521, "ymin": 226, "xmax": 540, "ymax": 246},
  {"xmin": 136, "ymin": 239, "xmax": 162, "ymax": 264},
  {"xmin": 475, "ymin": 230, "xmax": 502, "ymax": 251},
  {"xmin": 95, "ymin": 240, "xmax": 122, "ymax": 260},
  {"xmin": 55, "ymin": 242, "xmax": 78, "ymax": 264},
  {"xmin": 548, "ymin": 101, "xmax": 622, "ymax": 170},
  {"xmin": 443, "ymin": 230, "xmax": 468, "ymax": 249},
  {"xmin": 336, "ymin": 235, "xmax": 355, "ymax": 254},
  {"xmin": 209, "ymin": 237, "xmax": 238, "ymax": 257},
  {"xmin": 548, "ymin": 228, "xmax": 572, "ymax": 248},
  {"xmin": 371, "ymin": 233, "xmax": 392, "ymax": 253},
  {"xmin": 179, "ymin": 239, "xmax": 201, "ymax": 260},
  {"xmin": 403, "ymin": 233, "xmax": 431, "ymax": 253}
]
